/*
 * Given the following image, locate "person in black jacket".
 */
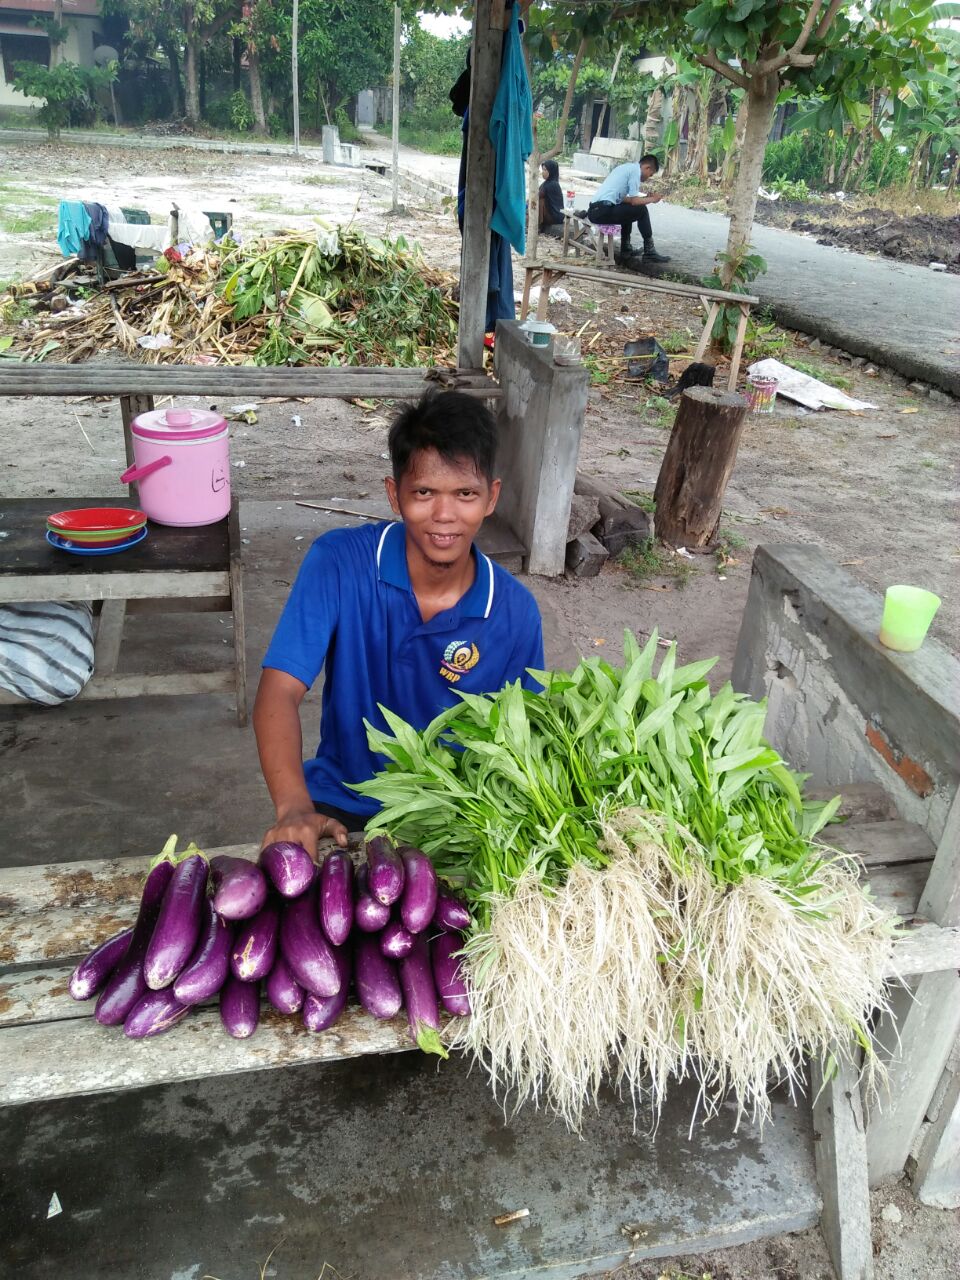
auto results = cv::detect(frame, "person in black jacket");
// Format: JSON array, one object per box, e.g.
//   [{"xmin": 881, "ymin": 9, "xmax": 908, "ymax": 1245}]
[{"xmin": 538, "ymin": 159, "xmax": 565, "ymax": 236}]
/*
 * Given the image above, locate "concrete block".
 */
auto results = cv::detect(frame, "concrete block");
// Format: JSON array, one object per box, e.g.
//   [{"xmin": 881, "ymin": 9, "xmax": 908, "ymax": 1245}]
[
  {"xmin": 494, "ymin": 321, "xmax": 589, "ymax": 577},
  {"xmin": 574, "ymin": 473, "xmax": 652, "ymax": 555},
  {"xmin": 731, "ymin": 544, "xmax": 960, "ymax": 845},
  {"xmin": 566, "ymin": 531, "xmax": 609, "ymax": 577},
  {"xmin": 566, "ymin": 493, "xmax": 600, "ymax": 541}
]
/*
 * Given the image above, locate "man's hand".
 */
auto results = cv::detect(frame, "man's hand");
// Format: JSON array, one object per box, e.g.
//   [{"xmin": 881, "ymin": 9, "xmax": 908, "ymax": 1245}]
[
  {"xmin": 647, "ymin": 192, "xmax": 663, "ymax": 204},
  {"xmin": 261, "ymin": 808, "xmax": 349, "ymax": 859}
]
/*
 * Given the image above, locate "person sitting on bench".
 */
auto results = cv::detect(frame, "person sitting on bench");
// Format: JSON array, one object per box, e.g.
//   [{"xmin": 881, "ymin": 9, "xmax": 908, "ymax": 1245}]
[
  {"xmin": 252, "ymin": 391, "xmax": 544, "ymax": 855},
  {"xmin": 586, "ymin": 154, "xmax": 671, "ymax": 265},
  {"xmin": 538, "ymin": 159, "xmax": 565, "ymax": 237}
]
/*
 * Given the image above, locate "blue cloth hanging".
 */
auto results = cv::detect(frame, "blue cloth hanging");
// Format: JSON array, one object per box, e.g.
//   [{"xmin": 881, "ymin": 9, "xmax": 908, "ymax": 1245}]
[
  {"xmin": 488, "ymin": 4, "xmax": 533, "ymax": 256},
  {"xmin": 57, "ymin": 201, "xmax": 91, "ymax": 258}
]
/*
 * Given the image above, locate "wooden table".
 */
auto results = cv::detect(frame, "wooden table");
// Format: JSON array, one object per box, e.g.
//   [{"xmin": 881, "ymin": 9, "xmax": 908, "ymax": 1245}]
[
  {"xmin": 519, "ymin": 258, "xmax": 760, "ymax": 391},
  {"xmin": 1, "ymin": 793, "xmax": 957, "ymax": 1109},
  {"xmin": 0, "ymin": 496, "xmax": 246, "ymax": 724}
]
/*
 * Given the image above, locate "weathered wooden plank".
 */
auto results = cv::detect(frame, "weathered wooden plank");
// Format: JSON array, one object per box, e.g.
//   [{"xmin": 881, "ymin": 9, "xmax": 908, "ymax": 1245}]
[
  {"xmin": 0, "ymin": 669, "xmax": 237, "ymax": 708},
  {"xmin": 888, "ymin": 923, "xmax": 960, "ymax": 977},
  {"xmin": 811, "ymin": 1048, "xmax": 874, "ymax": 1280},
  {"xmin": 0, "ymin": 571, "xmax": 229, "ymax": 603},
  {"xmin": 865, "ymin": 970, "xmax": 960, "ymax": 1187},
  {"xmin": 0, "ymin": 367, "xmax": 497, "ymax": 398},
  {"xmin": 0, "ymin": 1004, "xmax": 421, "ymax": 1106},
  {"xmin": 806, "ymin": 783, "xmax": 899, "ymax": 824},
  {"xmin": 914, "ymin": 1064, "xmax": 960, "ymax": 1209},
  {"xmin": 521, "ymin": 260, "xmax": 759, "ymax": 306},
  {"xmin": 863, "ymin": 862, "xmax": 930, "ymax": 918},
  {"xmin": 830, "ymin": 820, "xmax": 937, "ymax": 868},
  {"xmin": 918, "ymin": 786, "xmax": 960, "ymax": 927}
]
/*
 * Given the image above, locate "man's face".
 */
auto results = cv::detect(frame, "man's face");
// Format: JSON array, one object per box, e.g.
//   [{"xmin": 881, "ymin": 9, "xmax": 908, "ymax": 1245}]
[
  {"xmin": 385, "ymin": 447, "xmax": 500, "ymax": 571},
  {"xmin": 640, "ymin": 161, "xmax": 657, "ymax": 182}
]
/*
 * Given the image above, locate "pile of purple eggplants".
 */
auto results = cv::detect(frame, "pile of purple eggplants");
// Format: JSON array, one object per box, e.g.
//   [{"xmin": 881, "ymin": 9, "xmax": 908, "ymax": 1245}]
[{"xmin": 68, "ymin": 834, "xmax": 471, "ymax": 1056}]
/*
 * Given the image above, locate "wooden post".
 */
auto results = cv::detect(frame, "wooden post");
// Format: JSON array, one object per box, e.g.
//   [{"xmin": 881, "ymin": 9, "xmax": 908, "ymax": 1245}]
[
  {"xmin": 812, "ymin": 1052, "xmax": 875, "ymax": 1280},
  {"xmin": 291, "ymin": 0, "xmax": 300, "ymax": 156},
  {"xmin": 228, "ymin": 497, "xmax": 248, "ymax": 727},
  {"xmin": 457, "ymin": 0, "xmax": 504, "ymax": 369},
  {"xmin": 119, "ymin": 393, "xmax": 154, "ymax": 500},
  {"xmin": 653, "ymin": 386, "xmax": 748, "ymax": 548},
  {"xmin": 390, "ymin": 4, "xmax": 401, "ymax": 214}
]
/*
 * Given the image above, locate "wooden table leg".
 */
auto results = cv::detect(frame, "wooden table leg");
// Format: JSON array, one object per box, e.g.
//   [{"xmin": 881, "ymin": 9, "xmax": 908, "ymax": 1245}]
[
  {"xmin": 520, "ymin": 268, "xmax": 535, "ymax": 322},
  {"xmin": 693, "ymin": 302, "xmax": 720, "ymax": 362},
  {"xmin": 536, "ymin": 271, "xmax": 554, "ymax": 322},
  {"xmin": 228, "ymin": 498, "xmax": 248, "ymax": 727},
  {"xmin": 727, "ymin": 304, "xmax": 750, "ymax": 392},
  {"xmin": 119, "ymin": 393, "xmax": 154, "ymax": 499},
  {"xmin": 93, "ymin": 599, "xmax": 126, "ymax": 676}
]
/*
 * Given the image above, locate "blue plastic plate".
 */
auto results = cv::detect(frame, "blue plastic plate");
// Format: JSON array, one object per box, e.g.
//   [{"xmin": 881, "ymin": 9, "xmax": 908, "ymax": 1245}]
[{"xmin": 46, "ymin": 527, "xmax": 147, "ymax": 556}]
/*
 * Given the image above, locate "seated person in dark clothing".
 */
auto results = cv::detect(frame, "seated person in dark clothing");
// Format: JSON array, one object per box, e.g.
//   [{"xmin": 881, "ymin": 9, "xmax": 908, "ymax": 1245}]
[
  {"xmin": 538, "ymin": 159, "xmax": 565, "ymax": 237},
  {"xmin": 586, "ymin": 154, "xmax": 671, "ymax": 264}
]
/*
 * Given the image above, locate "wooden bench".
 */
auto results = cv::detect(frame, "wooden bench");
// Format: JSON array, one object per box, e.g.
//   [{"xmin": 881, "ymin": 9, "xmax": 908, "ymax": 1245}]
[
  {"xmin": 519, "ymin": 259, "xmax": 759, "ymax": 391},
  {"xmin": 0, "ymin": 495, "xmax": 247, "ymax": 725},
  {"xmin": 560, "ymin": 208, "xmax": 618, "ymax": 266},
  {"xmin": 2, "ymin": 793, "xmax": 958, "ymax": 1109}
]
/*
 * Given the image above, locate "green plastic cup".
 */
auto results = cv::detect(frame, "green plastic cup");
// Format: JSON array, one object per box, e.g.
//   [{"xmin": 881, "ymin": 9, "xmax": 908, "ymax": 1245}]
[{"xmin": 878, "ymin": 585, "xmax": 941, "ymax": 652}]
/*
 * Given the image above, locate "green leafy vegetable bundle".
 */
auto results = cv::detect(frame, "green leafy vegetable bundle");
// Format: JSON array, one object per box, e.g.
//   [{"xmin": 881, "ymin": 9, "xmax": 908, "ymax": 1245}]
[{"xmin": 355, "ymin": 632, "xmax": 897, "ymax": 1131}]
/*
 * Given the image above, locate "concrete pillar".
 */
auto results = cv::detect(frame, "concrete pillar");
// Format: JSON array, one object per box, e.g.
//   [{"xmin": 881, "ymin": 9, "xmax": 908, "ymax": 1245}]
[
  {"xmin": 494, "ymin": 320, "xmax": 588, "ymax": 577},
  {"xmin": 321, "ymin": 125, "xmax": 339, "ymax": 165}
]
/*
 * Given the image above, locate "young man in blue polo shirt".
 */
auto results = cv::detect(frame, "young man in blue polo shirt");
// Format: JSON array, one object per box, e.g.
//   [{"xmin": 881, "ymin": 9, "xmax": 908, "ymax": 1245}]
[
  {"xmin": 252, "ymin": 391, "xmax": 544, "ymax": 855},
  {"xmin": 586, "ymin": 154, "xmax": 671, "ymax": 265}
]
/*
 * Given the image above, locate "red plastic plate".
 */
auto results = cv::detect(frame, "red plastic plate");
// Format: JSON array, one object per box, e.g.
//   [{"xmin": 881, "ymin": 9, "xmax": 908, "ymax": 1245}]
[{"xmin": 47, "ymin": 506, "xmax": 148, "ymax": 534}]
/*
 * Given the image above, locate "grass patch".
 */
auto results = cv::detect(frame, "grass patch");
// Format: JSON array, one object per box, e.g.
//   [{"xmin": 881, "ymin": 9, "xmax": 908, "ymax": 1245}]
[
  {"xmin": 302, "ymin": 174, "xmax": 343, "ymax": 187},
  {"xmin": 623, "ymin": 490, "xmax": 656, "ymax": 513},
  {"xmin": 374, "ymin": 117, "xmax": 463, "ymax": 157},
  {"xmin": 619, "ymin": 541, "xmax": 694, "ymax": 588},
  {"xmin": 789, "ymin": 357, "xmax": 853, "ymax": 391},
  {"xmin": 0, "ymin": 208, "xmax": 56, "ymax": 235},
  {"xmin": 583, "ymin": 353, "xmax": 612, "ymax": 385},
  {"xmin": 660, "ymin": 327, "xmax": 694, "ymax": 354},
  {"xmin": 0, "ymin": 183, "xmax": 58, "ymax": 208},
  {"xmin": 638, "ymin": 393, "xmax": 675, "ymax": 427}
]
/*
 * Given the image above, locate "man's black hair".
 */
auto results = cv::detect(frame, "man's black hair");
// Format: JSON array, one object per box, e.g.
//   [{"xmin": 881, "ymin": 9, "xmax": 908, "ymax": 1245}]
[
  {"xmin": 388, "ymin": 391, "xmax": 498, "ymax": 484},
  {"xmin": 640, "ymin": 153, "xmax": 661, "ymax": 171}
]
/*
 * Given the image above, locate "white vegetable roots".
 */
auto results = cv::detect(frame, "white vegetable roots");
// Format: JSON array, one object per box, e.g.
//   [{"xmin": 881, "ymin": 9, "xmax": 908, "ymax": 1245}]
[{"xmin": 452, "ymin": 807, "xmax": 897, "ymax": 1133}]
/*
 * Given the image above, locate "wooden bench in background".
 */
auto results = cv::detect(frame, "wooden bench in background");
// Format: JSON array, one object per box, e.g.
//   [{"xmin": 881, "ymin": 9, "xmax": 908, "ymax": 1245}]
[{"xmin": 519, "ymin": 259, "xmax": 759, "ymax": 391}]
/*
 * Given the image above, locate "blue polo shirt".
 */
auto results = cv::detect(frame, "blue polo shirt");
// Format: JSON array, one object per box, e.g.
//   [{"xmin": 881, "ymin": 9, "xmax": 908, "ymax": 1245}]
[
  {"xmin": 592, "ymin": 161, "xmax": 641, "ymax": 206},
  {"xmin": 262, "ymin": 521, "xmax": 544, "ymax": 818}
]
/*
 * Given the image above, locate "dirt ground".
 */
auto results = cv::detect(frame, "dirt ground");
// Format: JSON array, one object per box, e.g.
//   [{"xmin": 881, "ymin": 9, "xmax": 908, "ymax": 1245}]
[{"xmin": 0, "ymin": 139, "xmax": 958, "ymax": 1280}]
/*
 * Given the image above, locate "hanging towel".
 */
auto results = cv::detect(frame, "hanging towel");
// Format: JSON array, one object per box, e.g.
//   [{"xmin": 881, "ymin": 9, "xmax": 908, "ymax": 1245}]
[
  {"xmin": 80, "ymin": 202, "xmax": 109, "ymax": 262},
  {"xmin": 488, "ymin": 4, "xmax": 533, "ymax": 256},
  {"xmin": 57, "ymin": 201, "xmax": 91, "ymax": 258}
]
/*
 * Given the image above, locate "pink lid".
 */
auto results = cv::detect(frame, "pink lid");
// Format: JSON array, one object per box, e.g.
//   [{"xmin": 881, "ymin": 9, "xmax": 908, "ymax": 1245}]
[{"xmin": 132, "ymin": 405, "xmax": 227, "ymax": 442}]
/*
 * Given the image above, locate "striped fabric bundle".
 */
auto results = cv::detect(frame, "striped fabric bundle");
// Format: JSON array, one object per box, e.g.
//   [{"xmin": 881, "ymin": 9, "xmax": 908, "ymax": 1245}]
[{"xmin": 0, "ymin": 603, "xmax": 95, "ymax": 705}]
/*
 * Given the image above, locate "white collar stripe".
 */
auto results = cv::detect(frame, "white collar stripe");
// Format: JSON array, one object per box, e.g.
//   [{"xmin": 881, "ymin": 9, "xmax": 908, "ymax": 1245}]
[
  {"xmin": 482, "ymin": 553, "xmax": 495, "ymax": 619},
  {"xmin": 375, "ymin": 523, "xmax": 392, "ymax": 574}
]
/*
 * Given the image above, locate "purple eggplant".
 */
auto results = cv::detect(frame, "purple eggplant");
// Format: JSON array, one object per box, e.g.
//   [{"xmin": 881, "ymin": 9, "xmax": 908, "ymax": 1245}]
[
  {"xmin": 279, "ymin": 887, "xmax": 341, "ymax": 997},
  {"xmin": 302, "ymin": 945, "xmax": 351, "ymax": 1032},
  {"xmin": 210, "ymin": 854, "xmax": 267, "ymax": 921},
  {"xmin": 260, "ymin": 841, "xmax": 315, "ymax": 898},
  {"xmin": 143, "ymin": 851, "xmax": 208, "ymax": 991},
  {"xmin": 399, "ymin": 847, "xmax": 438, "ymax": 934},
  {"xmin": 123, "ymin": 988, "xmax": 191, "ymax": 1039},
  {"xmin": 319, "ymin": 849, "xmax": 354, "ymax": 946},
  {"xmin": 220, "ymin": 973, "xmax": 260, "ymax": 1038},
  {"xmin": 173, "ymin": 900, "xmax": 232, "ymax": 1005},
  {"xmin": 265, "ymin": 954, "xmax": 305, "ymax": 1015},
  {"xmin": 69, "ymin": 926, "xmax": 133, "ymax": 1001},
  {"xmin": 433, "ymin": 887, "xmax": 472, "ymax": 933},
  {"xmin": 354, "ymin": 864, "xmax": 391, "ymax": 932},
  {"xmin": 431, "ymin": 932, "xmax": 471, "ymax": 1016},
  {"xmin": 355, "ymin": 933, "xmax": 403, "ymax": 1019},
  {"xmin": 366, "ymin": 835, "xmax": 405, "ymax": 906},
  {"xmin": 94, "ymin": 849, "xmax": 177, "ymax": 1025},
  {"xmin": 380, "ymin": 917, "xmax": 415, "ymax": 960},
  {"xmin": 399, "ymin": 937, "xmax": 448, "ymax": 1058},
  {"xmin": 230, "ymin": 900, "xmax": 280, "ymax": 982}
]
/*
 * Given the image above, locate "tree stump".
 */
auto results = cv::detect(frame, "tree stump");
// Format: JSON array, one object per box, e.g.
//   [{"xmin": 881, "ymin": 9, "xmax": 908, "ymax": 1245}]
[{"xmin": 653, "ymin": 387, "xmax": 748, "ymax": 548}]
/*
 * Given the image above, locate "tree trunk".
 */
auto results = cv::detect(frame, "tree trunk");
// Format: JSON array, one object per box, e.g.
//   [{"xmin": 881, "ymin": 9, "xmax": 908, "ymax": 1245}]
[
  {"xmin": 199, "ymin": 50, "xmax": 207, "ymax": 118},
  {"xmin": 653, "ymin": 387, "xmax": 748, "ymax": 548},
  {"xmin": 183, "ymin": 4, "xmax": 200, "ymax": 126},
  {"xmin": 232, "ymin": 36, "xmax": 242, "ymax": 93},
  {"xmin": 688, "ymin": 74, "xmax": 716, "ymax": 182},
  {"xmin": 248, "ymin": 48, "xmax": 267, "ymax": 134},
  {"xmin": 723, "ymin": 74, "xmax": 779, "ymax": 283},
  {"xmin": 51, "ymin": 0, "xmax": 63, "ymax": 67},
  {"xmin": 722, "ymin": 94, "xmax": 747, "ymax": 190},
  {"xmin": 164, "ymin": 39, "xmax": 184, "ymax": 117},
  {"xmin": 643, "ymin": 86, "xmax": 665, "ymax": 151}
]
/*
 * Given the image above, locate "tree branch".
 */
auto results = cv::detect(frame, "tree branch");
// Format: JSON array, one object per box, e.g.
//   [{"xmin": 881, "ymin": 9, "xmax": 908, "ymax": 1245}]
[
  {"xmin": 814, "ymin": 0, "xmax": 846, "ymax": 41},
  {"xmin": 695, "ymin": 50, "xmax": 749, "ymax": 92},
  {"xmin": 753, "ymin": 0, "xmax": 826, "ymax": 73},
  {"xmin": 542, "ymin": 37, "xmax": 587, "ymax": 162}
]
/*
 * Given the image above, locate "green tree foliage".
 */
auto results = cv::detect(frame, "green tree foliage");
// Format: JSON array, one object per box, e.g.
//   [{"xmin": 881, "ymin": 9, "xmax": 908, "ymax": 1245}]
[
  {"xmin": 12, "ymin": 60, "xmax": 117, "ymax": 139},
  {"xmin": 401, "ymin": 23, "xmax": 469, "ymax": 114}
]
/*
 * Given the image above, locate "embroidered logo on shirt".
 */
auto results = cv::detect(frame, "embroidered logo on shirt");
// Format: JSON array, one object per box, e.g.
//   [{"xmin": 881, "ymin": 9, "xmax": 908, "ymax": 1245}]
[{"xmin": 440, "ymin": 640, "xmax": 480, "ymax": 683}]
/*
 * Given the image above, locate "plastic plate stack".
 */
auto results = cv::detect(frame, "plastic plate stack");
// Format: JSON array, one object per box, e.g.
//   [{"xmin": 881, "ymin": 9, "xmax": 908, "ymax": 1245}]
[{"xmin": 46, "ymin": 507, "xmax": 148, "ymax": 557}]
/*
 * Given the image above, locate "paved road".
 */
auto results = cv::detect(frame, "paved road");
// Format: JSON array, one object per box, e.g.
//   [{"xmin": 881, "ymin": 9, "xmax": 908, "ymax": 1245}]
[{"xmin": 4, "ymin": 126, "xmax": 957, "ymax": 393}]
